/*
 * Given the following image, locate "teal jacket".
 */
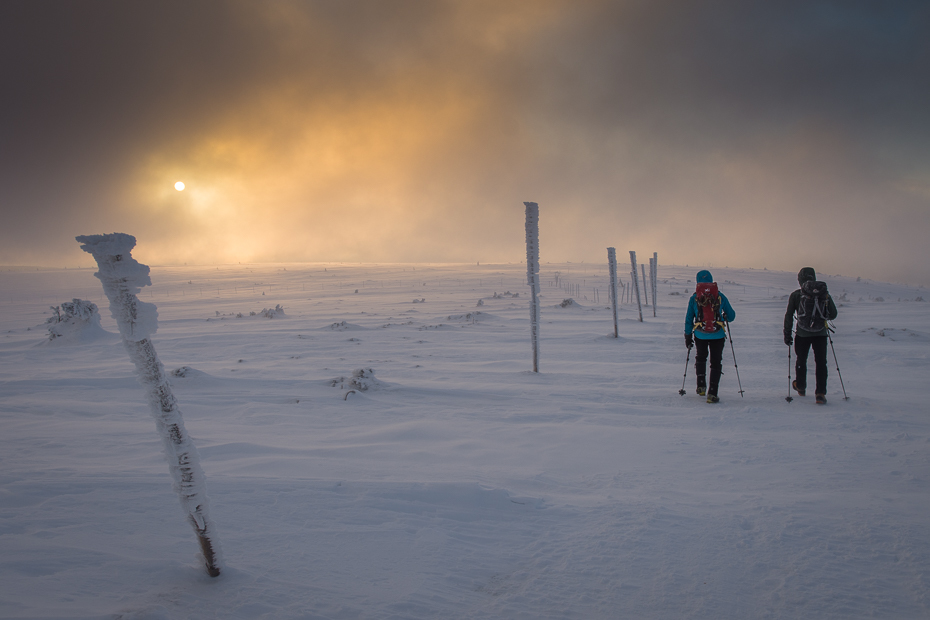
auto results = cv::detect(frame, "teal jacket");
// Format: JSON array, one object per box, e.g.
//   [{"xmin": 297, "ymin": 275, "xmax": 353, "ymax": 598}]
[
  {"xmin": 685, "ymin": 291, "xmax": 736, "ymax": 340},
  {"xmin": 684, "ymin": 270, "xmax": 736, "ymax": 341}
]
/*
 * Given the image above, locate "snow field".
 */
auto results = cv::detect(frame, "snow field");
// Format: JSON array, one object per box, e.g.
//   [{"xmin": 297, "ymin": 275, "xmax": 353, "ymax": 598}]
[{"xmin": 0, "ymin": 262, "xmax": 928, "ymax": 619}]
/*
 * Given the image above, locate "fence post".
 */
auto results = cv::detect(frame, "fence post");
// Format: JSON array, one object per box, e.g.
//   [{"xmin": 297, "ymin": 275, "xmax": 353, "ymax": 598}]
[
  {"xmin": 630, "ymin": 251, "xmax": 643, "ymax": 322},
  {"xmin": 524, "ymin": 202, "xmax": 540, "ymax": 372},
  {"xmin": 607, "ymin": 247, "xmax": 619, "ymax": 337}
]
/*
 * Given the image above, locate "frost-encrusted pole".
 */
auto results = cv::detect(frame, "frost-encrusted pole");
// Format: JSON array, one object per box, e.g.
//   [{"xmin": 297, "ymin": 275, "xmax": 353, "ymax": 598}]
[
  {"xmin": 652, "ymin": 252, "xmax": 659, "ymax": 316},
  {"xmin": 629, "ymin": 250, "xmax": 643, "ymax": 322},
  {"xmin": 607, "ymin": 247, "xmax": 619, "ymax": 338},
  {"xmin": 648, "ymin": 256, "xmax": 657, "ymax": 317},
  {"xmin": 641, "ymin": 263, "xmax": 649, "ymax": 308},
  {"xmin": 524, "ymin": 202, "xmax": 540, "ymax": 372},
  {"xmin": 76, "ymin": 233, "xmax": 222, "ymax": 577}
]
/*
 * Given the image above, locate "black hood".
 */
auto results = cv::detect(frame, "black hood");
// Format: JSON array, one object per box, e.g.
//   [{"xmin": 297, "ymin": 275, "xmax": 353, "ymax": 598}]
[{"xmin": 798, "ymin": 267, "xmax": 816, "ymax": 285}]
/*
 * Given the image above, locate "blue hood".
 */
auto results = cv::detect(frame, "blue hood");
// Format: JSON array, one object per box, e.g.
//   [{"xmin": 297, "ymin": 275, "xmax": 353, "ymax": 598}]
[{"xmin": 696, "ymin": 270, "xmax": 713, "ymax": 283}]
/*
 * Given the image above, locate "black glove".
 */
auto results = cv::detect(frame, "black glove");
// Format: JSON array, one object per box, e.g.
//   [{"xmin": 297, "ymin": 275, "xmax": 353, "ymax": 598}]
[
  {"xmin": 784, "ymin": 333, "xmax": 793, "ymax": 346},
  {"xmin": 685, "ymin": 334, "xmax": 693, "ymax": 349}
]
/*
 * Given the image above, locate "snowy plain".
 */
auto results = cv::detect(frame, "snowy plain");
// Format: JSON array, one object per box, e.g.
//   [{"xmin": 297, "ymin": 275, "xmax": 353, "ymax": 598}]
[{"xmin": 1, "ymin": 260, "xmax": 928, "ymax": 619}]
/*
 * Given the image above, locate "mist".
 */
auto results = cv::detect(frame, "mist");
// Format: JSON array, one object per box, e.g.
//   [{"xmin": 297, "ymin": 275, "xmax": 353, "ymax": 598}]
[{"xmin": 1, "ymin": 0, "xmax": 928, "ymax": 284}]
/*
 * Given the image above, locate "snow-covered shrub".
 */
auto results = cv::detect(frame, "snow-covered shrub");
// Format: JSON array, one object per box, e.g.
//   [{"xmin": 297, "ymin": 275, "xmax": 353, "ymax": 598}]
[
  {"xmin": 260, "ymin": 304, "xmax": 286, "ymax": 318},
  {"xmin": 330, "ymin": 368, "xmax": 384, "ymax": 391},
  {"xmin": 45, "ymin": 298, "xmax": 111, "ymax": 343},
  {"xmin": 447, "ymin": 312, "xmax": 482, "ymax": 323},
  {"xmin": 560, "ymin": 298, "xmax": 577, "ymax": 308}
]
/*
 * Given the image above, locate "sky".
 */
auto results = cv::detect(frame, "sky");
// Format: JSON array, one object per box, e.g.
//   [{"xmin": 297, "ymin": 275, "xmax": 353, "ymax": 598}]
[{"xmin": 1, "ymin": 0, "xmax": 929, "ymax": 284}]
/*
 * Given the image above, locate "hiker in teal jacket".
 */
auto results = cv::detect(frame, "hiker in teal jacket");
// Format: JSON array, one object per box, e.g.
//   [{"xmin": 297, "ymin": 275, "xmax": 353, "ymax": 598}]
[
  {"xmin": 784, "ymin": 267, "xmax": 838, "ymax": 404},
  {"xmin": 684, "ymin": 270, "xmax": 736, "ymax": 403}
]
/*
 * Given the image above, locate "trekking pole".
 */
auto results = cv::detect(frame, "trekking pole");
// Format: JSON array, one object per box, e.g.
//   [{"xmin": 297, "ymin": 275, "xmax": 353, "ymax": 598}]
[
  {"xmin": 827, "ymin": 327, "xmax": 849, "ymax": 400},
  {"xmin": 785, "ymin": 344, "xmax": 794, "ymax": 403},
  {"xmin": 725, "ymin": 322, "xmax": 744, "ymax": 397},
  {"xmin": 679, "ymin": 345, "xmax": 692, "ymax": 396}
]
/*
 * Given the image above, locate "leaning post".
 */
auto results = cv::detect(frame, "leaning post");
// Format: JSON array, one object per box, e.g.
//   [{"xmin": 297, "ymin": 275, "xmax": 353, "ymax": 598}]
[
  {"xmin": 629, "ymin": 250, "xmax": 643, "ymax": 322},
  {"xmin": 76, "ymin": 233, "xmax": 222, "ymax": 577}
]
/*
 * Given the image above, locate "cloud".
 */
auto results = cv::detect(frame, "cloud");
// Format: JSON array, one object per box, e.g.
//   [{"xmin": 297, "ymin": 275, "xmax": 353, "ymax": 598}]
[{"xmin": 1, "ymin": 0, "xmax": 928, "ymax": 283}]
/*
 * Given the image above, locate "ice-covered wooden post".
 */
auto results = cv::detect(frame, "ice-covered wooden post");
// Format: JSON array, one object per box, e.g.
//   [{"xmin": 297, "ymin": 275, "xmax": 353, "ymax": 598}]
[
  {"xmin": 629, "ymin": 250, "xmax": 643, "ymax": 322},
  {"xmin": 524, "ymin": 202, "xmax": 540, "ymax": 372},
  {"xmin": 648, "ymin": 255, "xmax": 657, "ymax": 317},
  {"xmin": 76, "ymin": 233, "xmax": 222, "ymax": 577},
  {"xmin": 607, "ymin": 247, "xmax": 619, "ymax": 338}
]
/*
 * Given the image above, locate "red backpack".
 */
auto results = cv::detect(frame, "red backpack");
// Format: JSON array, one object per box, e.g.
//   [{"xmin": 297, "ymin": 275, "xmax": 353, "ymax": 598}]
[{"xmin": 694, "ymin": 282, "xmax": 723, "ymax": 333}]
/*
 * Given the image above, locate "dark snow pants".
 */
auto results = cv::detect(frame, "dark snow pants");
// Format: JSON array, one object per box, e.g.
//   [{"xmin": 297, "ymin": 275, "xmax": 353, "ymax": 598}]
[
  {"xmin": 695, "ymin": 338, "xmax": 725, "ymax": 396},
  {"xmin": 795, "ymin": 335, "xmax": 828, "ymax": 396}
]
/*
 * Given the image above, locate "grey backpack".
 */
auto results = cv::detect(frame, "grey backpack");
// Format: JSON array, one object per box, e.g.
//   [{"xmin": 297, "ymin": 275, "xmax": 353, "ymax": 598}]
[{"xmin": 797, "ymin": 280, "xmax": 829, "ymax": 332}]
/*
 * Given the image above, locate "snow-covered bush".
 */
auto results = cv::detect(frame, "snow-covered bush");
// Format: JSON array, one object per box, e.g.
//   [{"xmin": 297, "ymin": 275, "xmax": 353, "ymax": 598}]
[
  {"xmin": 45, "ymin": 298, "xmax": 111, "ymax": 343},
  {"xmin": 260, "ymin": 304, "xmax": 286, "ymax": 318},
  {"xmin": 330, "ymin": 368, "xmax": 384, "ymax": 391}
]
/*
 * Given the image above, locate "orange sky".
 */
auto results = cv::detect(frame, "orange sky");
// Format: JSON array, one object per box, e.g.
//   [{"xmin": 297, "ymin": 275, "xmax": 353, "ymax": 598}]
[{"xmin": 2, "ymin": 1, "xmax": 929, "ymax": 283}]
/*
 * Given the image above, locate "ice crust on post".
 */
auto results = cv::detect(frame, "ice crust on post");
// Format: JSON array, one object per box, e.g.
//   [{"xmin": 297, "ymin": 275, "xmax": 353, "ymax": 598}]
[
  {"xmin": 76, "ymin": 233, "xmax": 222, "ymax": 577},
  {"xmin": 648, "ymin": 257, "xmax": 656, "ymax": 317},
  {"xmin": 607, "ymin": 247, "xmax": 619, "ymax": 338},
  {"xmin": 629, "ymin": 250, "xmax": 643, "ymax": 322},
  {"xmin": 524, "ymin": 202, "xmax": 540, "ymax": 373}
]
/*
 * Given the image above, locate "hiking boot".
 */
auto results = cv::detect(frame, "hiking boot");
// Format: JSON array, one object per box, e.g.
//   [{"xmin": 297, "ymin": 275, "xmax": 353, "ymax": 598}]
[
  {"xmin": 792, "ymin": 380, "xmax": 805, "ymax": 396},
  {"xmin": 706, "ymin": 395, "xmax": 720, "ymax": 403},
  {"xmin": 697, "ymin": 387, "xmax": 706, "ymax": 396},
  {"xmin": 815, "ymin": 394, "xmax": 827, "ymax": 405}
]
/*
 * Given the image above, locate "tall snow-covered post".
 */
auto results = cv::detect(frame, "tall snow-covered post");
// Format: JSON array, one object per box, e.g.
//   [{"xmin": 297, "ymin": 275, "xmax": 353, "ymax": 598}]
[
  {"xmin": 629, "ymin": 250, "xmax": 643, "ymax": 322},
  {"xmin": 607, "ymin": 247, "xmax": 619, "ymax": 338},
  {"xmin": 524, "ymin": 202, "xmax": 540, "ymax": 372},
  {"xmin": 641, "ymin": 263, "xmax": 649, "ymax": 308},
  {"xmin": 652, "ymin": 252, "xmax": 659, "ymax": 314},
  {"xmin": 76, "ymin": 233, "xmax": 222, "ymax": 577},
  {"xmin": 648, "ymin": 256, "xmax": 657, "ymax": 317}
]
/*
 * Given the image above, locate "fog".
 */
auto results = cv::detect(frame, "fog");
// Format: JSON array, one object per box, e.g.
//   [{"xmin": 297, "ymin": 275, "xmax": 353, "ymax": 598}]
[{"xmin": 2, "ymin": 1, "xmax": 928, "ymax": 283}]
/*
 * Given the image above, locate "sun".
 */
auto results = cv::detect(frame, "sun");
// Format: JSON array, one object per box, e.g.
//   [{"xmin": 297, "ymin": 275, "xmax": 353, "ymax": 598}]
[{"xmin": 174, "ymin": 181, "xmax": 186, "ymax": 191}]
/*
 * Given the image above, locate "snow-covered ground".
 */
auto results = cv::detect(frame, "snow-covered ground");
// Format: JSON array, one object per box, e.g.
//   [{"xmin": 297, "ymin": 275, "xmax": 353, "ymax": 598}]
[{"xmin": 1, "ymin": 261, "xmax": 928, "ymax": 619}]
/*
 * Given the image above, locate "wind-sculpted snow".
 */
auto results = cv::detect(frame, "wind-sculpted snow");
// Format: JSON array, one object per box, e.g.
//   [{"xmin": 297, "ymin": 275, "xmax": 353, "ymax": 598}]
[
  {"xmin": 2, "ymin": 261, "xmax": 930, "ymax": 618},
  {"xmin": 76, "ymin": 233, "xmax": 159, "ymax": 342}
]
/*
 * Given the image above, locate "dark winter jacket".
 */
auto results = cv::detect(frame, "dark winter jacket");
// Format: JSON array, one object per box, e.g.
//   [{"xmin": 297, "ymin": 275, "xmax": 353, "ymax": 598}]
[
  {"xmin": 684, "ymin": 270, "xmax": 736, "ymax": 341},
  {"xmin": 784, "ymin": 267, "xmax": 838, "ymax": 339}
]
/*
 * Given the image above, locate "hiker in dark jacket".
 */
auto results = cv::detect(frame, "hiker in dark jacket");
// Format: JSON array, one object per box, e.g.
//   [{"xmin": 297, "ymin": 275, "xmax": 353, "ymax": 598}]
[
  {"xmin": 684, "ymin": 270, "xmax": 736, "ymax": 403},
  {"xmin": 784, "ymin": 267, "xmax": 838, "ymax": 404}
]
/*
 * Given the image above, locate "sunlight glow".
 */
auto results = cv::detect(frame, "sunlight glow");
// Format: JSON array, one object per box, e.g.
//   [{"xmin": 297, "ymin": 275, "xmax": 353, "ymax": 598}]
[{"xmin": 174, "ymin": 181, "xmax": 185, "ymax": 191}]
